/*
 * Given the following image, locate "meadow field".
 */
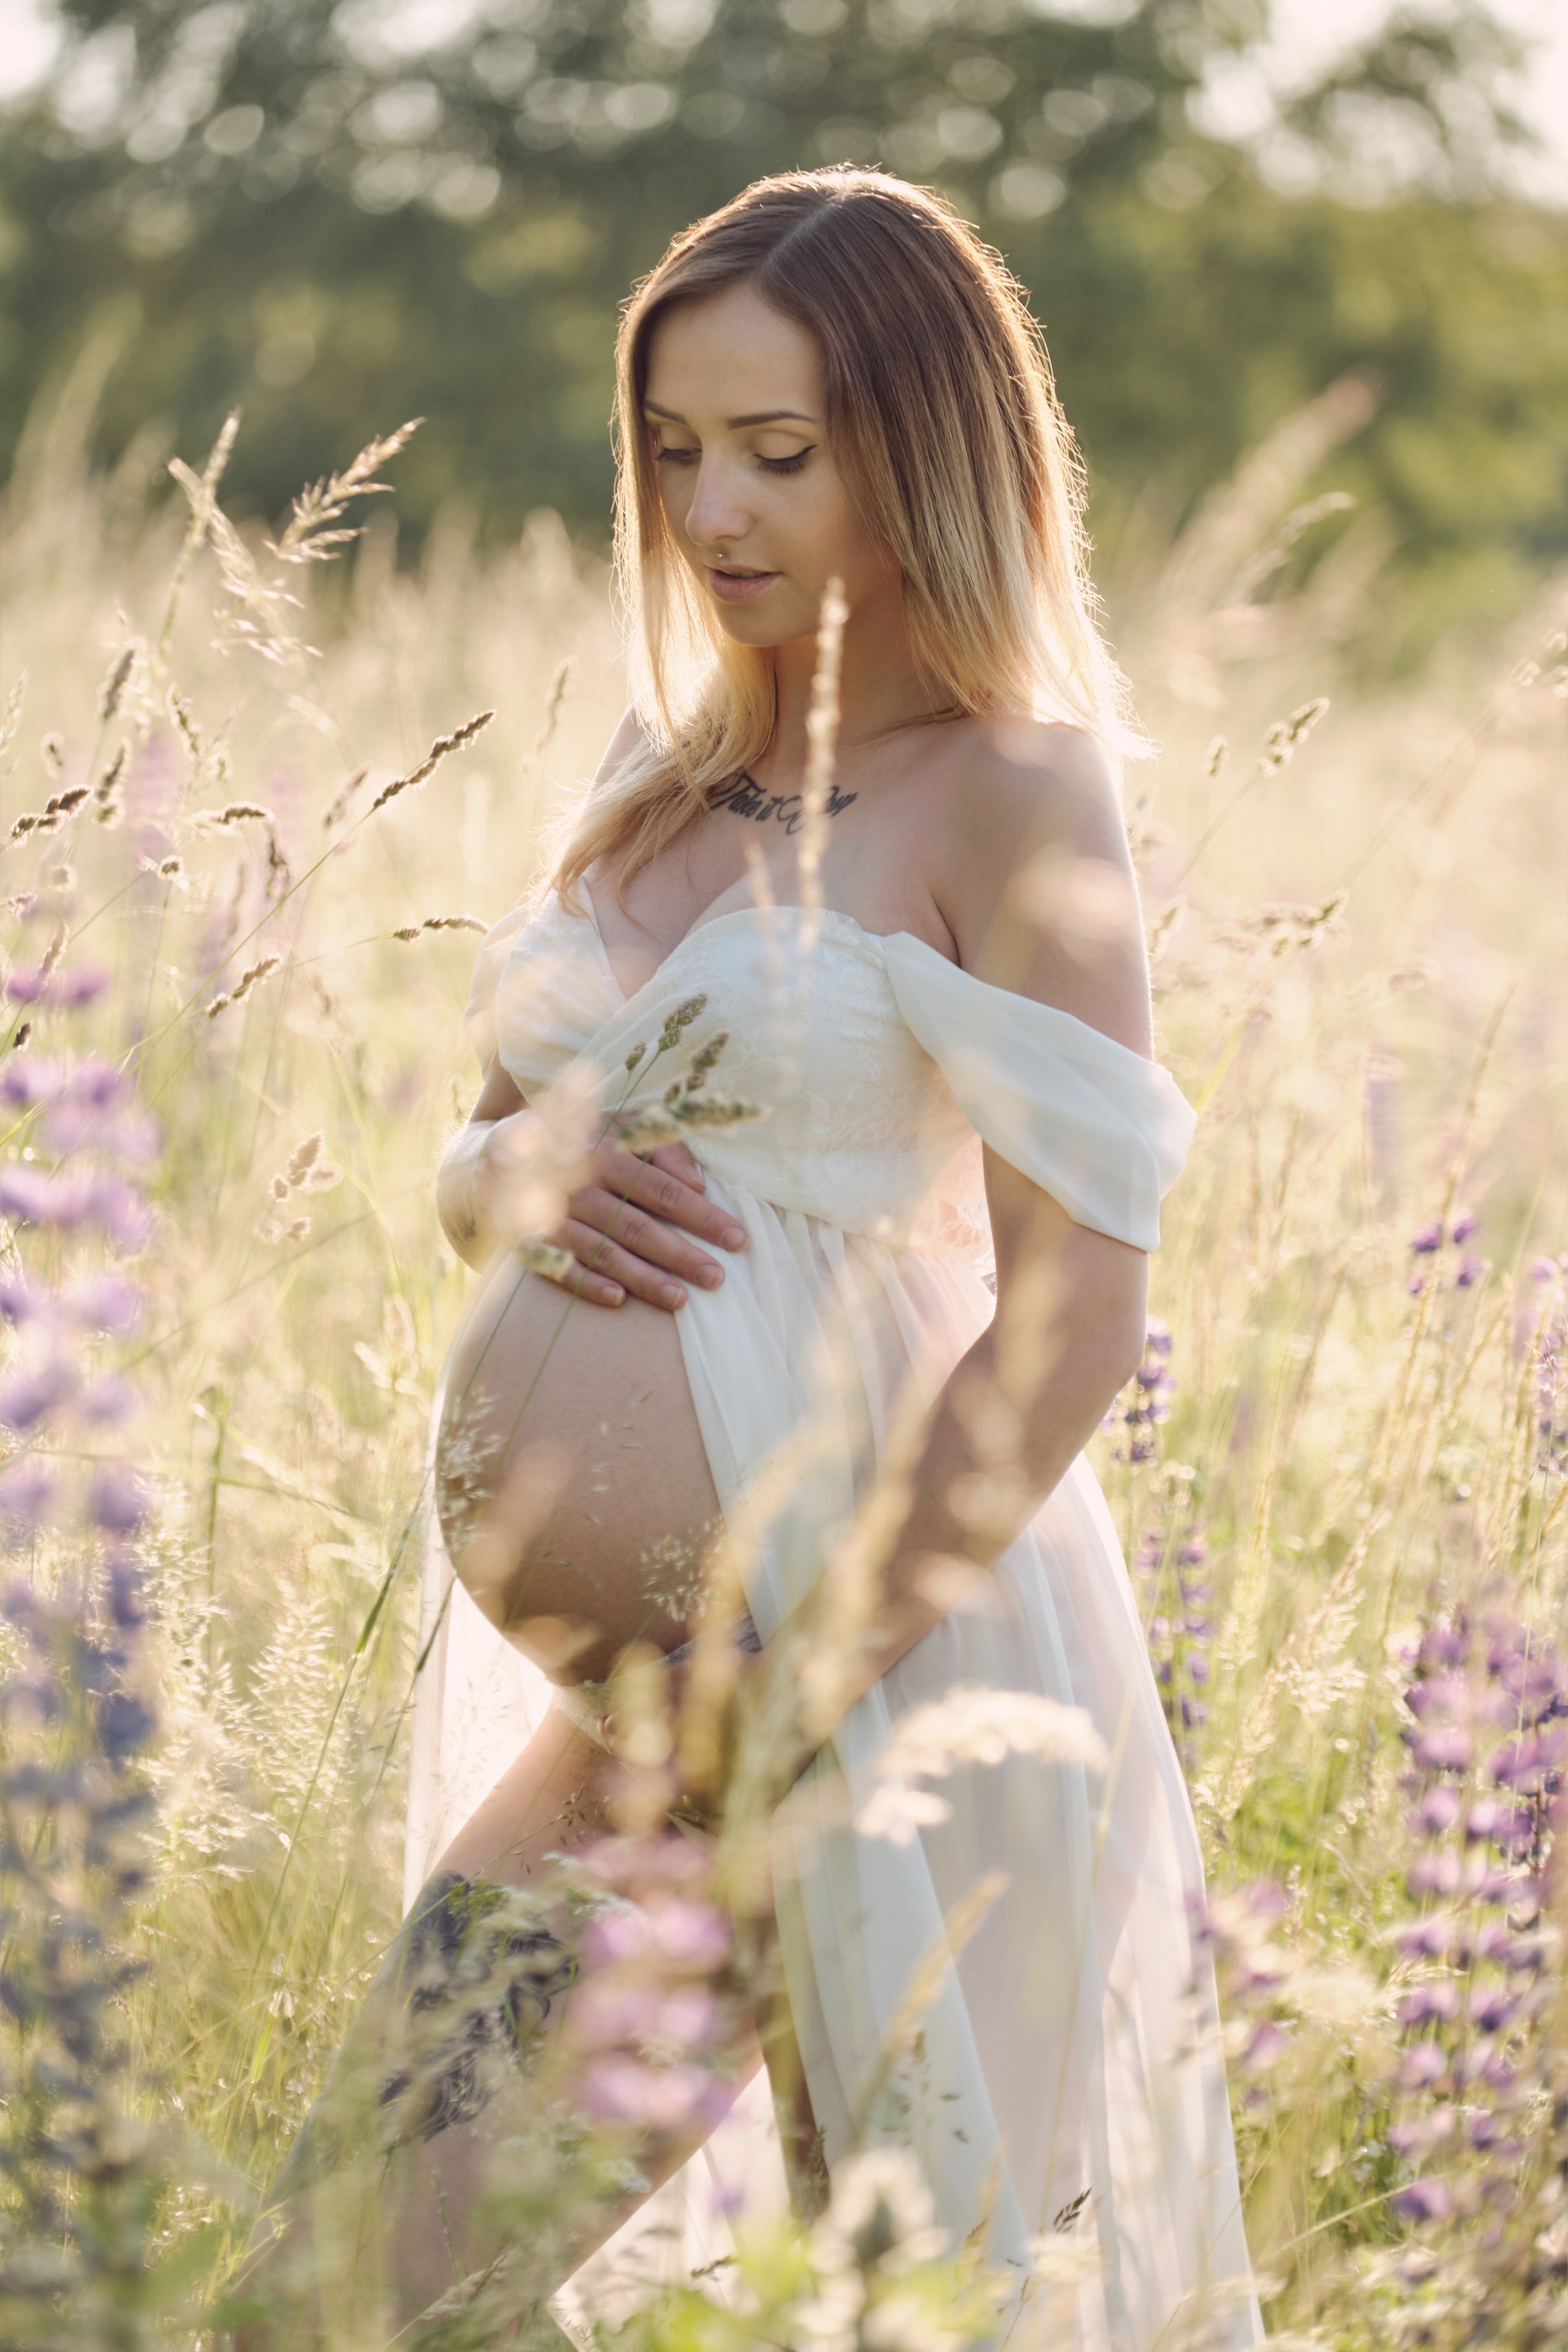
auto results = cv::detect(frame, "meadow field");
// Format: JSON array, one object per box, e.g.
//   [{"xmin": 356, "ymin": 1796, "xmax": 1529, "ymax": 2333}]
[{"xmin": 0, "ymin": 364, "xmax": 1565, "ymax": 2348}]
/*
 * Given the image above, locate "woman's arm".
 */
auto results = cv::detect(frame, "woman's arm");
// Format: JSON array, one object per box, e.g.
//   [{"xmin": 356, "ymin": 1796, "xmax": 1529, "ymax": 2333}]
[
  {"xmin": 804, "ymin": 1157, "xmax": 1147, "ymax": 1724},
  {"xmin": 784, "ymin": 720, "xmax": 1154, "ymax": 1728}
]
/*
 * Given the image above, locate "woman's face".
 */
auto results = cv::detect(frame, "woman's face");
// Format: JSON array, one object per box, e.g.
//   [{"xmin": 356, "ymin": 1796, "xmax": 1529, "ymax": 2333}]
[{"xmin": 642, "ymin": 280, "xmax": 899, "ymax": 648}]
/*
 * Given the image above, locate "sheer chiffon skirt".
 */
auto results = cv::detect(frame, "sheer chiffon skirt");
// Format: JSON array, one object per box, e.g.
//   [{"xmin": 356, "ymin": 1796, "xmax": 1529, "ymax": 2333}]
[{"xmin": 406, "ymin": 1171, "xmax": 1262, "ymax": 2349}]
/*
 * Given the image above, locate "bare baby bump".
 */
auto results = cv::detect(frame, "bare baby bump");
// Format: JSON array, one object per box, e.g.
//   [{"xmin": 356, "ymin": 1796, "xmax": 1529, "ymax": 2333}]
[{"xmin": 434, "ymin": 1248, "xmax": 722, "ymax": 1684}]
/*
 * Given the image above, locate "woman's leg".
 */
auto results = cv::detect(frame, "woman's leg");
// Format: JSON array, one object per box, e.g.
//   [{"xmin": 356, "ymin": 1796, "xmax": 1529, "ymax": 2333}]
[{"xmin": 233, "ymin": 1704, "xmax": 769, "ymax": 2345}]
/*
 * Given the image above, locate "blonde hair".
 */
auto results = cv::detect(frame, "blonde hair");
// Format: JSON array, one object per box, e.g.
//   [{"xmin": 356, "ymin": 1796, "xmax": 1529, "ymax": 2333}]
[{"xmin": 554, "ymin": 166, "xmax": 1141, "ymax": 905}]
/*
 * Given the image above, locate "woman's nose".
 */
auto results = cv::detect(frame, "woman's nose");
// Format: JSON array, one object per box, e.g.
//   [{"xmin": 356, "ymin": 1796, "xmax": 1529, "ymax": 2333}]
[{"xmin": 684, "ymin": 459, "xmax": 752, "ymax": 553}]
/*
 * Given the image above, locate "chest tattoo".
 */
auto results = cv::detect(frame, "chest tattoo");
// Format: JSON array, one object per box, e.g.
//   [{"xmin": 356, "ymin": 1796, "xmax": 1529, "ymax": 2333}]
[{"xmin": 709, "ymin": 770, "xmax": 858, "ymax": 834}]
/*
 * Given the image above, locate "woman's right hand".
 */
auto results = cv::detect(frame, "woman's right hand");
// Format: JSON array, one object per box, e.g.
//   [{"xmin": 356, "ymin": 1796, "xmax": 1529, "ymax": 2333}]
[{"xmin": 480, "ymin": 1116, "xmax": 748, "ymax": 1311}]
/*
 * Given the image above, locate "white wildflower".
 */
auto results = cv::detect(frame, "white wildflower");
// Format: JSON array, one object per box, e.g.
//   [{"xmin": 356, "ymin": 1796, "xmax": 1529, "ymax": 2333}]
[
  {"xmin": 855, "ymin": 1784, "xmax": 954, "ymax": 1846},
  {"xmin": 885, "ymin": 1687, "xmax": 1107, "ymax": 1780},
  {"xmin": 857, "ymin": 1688, "xmax": 1107, "ymax": 1843}
]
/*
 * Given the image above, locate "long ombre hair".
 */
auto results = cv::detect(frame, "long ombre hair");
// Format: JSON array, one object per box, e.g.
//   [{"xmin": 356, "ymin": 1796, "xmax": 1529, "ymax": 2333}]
[{"xmin": 553, "ymin": 167, "xmax": 1141, "ymax": 904}]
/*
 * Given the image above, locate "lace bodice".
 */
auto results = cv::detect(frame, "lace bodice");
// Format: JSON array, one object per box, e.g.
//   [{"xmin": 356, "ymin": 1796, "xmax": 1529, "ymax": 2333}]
[{"xmin": 463, "ymin": 889, "xmax": 1195, "ymax": 1253}]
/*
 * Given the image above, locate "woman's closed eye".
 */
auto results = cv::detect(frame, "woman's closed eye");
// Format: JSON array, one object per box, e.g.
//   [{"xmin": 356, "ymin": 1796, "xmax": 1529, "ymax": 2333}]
[
  {"xmin": 652, "ymin": 440, "xmax": 816, "ymax": 476},
  {"xmin": 757, "ymin": 445, "xmax": 813, "ymax": 475}
]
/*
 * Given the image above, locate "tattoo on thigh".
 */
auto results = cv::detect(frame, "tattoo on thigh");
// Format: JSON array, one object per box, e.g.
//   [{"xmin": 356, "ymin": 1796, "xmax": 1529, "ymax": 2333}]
[
  {"xmin": 273, "ymin": 1874, "xmax": 578, "ymax": 2196},
  {"xmin": 379, "ymin": 1874, "xmax": 578, "ymax": 2142}
]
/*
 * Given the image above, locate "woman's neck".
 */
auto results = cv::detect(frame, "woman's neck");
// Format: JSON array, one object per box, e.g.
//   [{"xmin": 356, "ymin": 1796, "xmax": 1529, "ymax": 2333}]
[{"xmin": 765, "ymin": 572, "xmax": 945, "ymax": 772}]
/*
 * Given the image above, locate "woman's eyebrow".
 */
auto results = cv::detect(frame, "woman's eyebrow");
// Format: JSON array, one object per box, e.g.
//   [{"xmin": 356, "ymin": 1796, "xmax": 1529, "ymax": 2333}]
[{"xmin": 643, "ymin": 401, "xmax": 818, "ymax": 428}]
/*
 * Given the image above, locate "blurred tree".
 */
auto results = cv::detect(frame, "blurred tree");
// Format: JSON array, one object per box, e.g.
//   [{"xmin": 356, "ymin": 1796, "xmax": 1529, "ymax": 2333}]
[{"xmin": 0, "ymin": 0, "xmax": 1560, "ymax": 663}]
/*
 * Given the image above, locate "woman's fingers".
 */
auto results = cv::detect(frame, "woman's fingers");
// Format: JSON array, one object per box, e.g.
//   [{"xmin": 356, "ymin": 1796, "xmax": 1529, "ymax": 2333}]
[
  {"xmin": 524, "ymin": 1141, "xmax": 749, "ymax": 1312},
  {"xmin": 568, "ymin": 1185, "xmax": 730, "ymax": 1291},
  {"xmin": 541, "ymin": 1253, "xmax": 625, "ymax": 1310},
  {"xmin": 592, "ymin": 1142, "xmax": 748, "ymax": 1252},
  {"xmin": 551, "ymin": 1221, "xmax": 689, "ymax": 1311},
  {"xmin": 647, "ymin": 1141, "xmax": 707, "ymax": 1191}
]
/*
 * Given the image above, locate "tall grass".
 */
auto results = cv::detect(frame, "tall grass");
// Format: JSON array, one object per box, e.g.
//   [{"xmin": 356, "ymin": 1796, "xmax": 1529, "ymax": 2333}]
[{"xmin": 0, "ymin": 365, "xmax": 1564, "ymax": 2347}]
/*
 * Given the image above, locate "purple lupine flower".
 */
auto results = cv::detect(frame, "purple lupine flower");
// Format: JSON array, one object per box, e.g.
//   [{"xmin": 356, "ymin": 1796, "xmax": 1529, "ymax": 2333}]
[
  {"xmin": 0, "ymin": 1360, "xmax": 76, "ymax": 1431},
  {"xmin": 1391, "ymin": 1604, "xmax": 1567, "ymax": 2241},
  {"xmin": 1418, "ymin": 1625, "xmax": 1469, "ymax": 1671},
  {"xmin": 1412, "ymin": 1786, "xmax": 1462, "ymax": 1836},
  {"xmin": 1112, "ymin": 1320, "xmax": 1179, "ymax": 1464},
  {"xmin": 0, "ymin": 1167, "xmax": 97, "ymax": 1226},
  {"xmin": 1410, "ymin": 1728, "xmax": 1473, "ymax": 1776},
  {"xmin": 4, "ymin": 964, "xmax": 108, "ymax": 1008},
  {"xmin": 76, "ymin": 1374, "xmax": 139, "ymax": 1426},
  {"xmin": 0, "ymin": 1056, "xmax": 75, "ymax": 1106},
  {"xmin": 104, "ymin": 1551, "xmax": 145, "ymax": 1630},
  {"xmin": 0, "ymin": 1461, "xmax": 59, "ymax": 1528},
  {"xmin": 562, "ymin": 1834, "xmax": 739, "ymax": 2159},
  {"xmin": 0, "ymin": 1276, "xmax": 63, "ymax": 1329},
  {"xmin": 1398, "ymin": 1919, "xmax": 1451, "ymax": 1961},
  {"xmin": 1398, "ymin": 1982, "xmax": 1461, "ymax": 2026},
  {"xmin": 1397, "ymin": 2042, "xmax": 1447, "ymax": 2088},
  {"xmin": 43, "ymin": 1104, "xmax": 162, "ymax": 1163},
  {"xmin": 0, "ymin": 923, "xmax": 166, "ymax": 2329},
  {"xmin": 88, "ymin": 1176, "xmax": 154, "ymax": 1252},
  {"xmin": 1406, "ymin": 1206, "xmax": 1488, "ymax": 1300},
  {"xmin": 68, "ymin": 1275, "xmax": 144, "ymax": 1335},
  {"xmin": 580, "ymin": 2054, "xmax": 715, "ymax": 2131},
  {"xmin": 1468, "ymin": 1985, "xmax": 1518, "ymax": 2034},
  {"xmin": 1527, "ymin": 1257, "xmax": 1567, "ymax": 1473},
  {"xmin": 88, "ymin": 1464, "xmax": 149, "ymax": 1536},
  {"xmin": 1393, "ymin": 2179, "xmax": 1452, "ymax": 2224}
]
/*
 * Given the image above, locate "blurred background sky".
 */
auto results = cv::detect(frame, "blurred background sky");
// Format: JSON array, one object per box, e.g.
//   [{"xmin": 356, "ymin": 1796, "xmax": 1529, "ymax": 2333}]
[{"xmin": 0, "ymin": 0, "xmax": 1563, "ymax": 677}]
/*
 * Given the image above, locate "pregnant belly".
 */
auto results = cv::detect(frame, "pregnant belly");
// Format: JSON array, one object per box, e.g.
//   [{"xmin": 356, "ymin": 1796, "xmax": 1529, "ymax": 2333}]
[{"xmin": 433, "ymin": 1247, "xmax": 721, "ymax": 1684}]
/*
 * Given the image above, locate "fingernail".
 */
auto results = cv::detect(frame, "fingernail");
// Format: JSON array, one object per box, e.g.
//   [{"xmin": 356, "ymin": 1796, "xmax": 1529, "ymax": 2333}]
[
  {"xmin": 661, "ymin": 1284, "xmax": 685, "ymax": 1308},
  {"xmin": 696, "ymin": 1263, "xmax": 723, "ymax": 1288},
  {"xmin": 722, "ymin": 1224, "xmax": 747, "ymax": 1249},
  {"xmin": 602, "ymin": 1283, "xmax": 624, "ymax": 1305}
]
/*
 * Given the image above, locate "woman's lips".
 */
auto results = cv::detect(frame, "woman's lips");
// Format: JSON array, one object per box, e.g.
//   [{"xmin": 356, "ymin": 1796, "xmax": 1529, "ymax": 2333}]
[{"xmin": 707, "ymin": 567, "xmax": 781, "ymax": 603}]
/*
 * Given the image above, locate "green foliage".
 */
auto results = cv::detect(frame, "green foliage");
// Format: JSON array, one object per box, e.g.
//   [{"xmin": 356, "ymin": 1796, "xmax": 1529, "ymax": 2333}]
[{"xmin": 0, "ymin": 0, "xmax": 1561, "ymax": 668}]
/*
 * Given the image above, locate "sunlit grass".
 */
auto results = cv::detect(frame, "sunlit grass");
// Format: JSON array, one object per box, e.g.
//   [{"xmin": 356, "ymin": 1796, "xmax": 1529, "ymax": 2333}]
[{"xmin": 0, "ymin": 377, "xmax": 1564, "ymax": 2344}]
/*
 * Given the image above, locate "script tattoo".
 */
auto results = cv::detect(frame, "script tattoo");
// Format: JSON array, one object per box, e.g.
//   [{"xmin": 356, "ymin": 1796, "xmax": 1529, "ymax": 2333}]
[{"xmin": 711, "ymin": 771, "xmax": 857, "ymax": 834}]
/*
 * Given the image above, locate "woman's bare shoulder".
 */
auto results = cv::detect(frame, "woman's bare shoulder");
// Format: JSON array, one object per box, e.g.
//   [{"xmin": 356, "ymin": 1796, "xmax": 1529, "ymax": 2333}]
[
  {"xmin": 918, "ymin": 713, "xmax": 1120, "ymax": 840},
  {"xmin": 916, "ymin": 714, "xmax": 1151, "ymax": 1054}
]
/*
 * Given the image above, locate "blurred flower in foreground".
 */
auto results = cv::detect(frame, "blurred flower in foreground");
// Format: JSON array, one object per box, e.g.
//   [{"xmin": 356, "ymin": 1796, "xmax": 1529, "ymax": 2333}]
[
  {"xmin": 1106, "ymin": 1317, "xmax": 1175, "ymax": 1465},
  {"xmin": 1134, "ymin": 1459, "xmax": 1212, "ymax": 1773},
  {"xmin": 0, "ymin": 945, "xmax": 174, "ymax": 2337},
  {"xmin": 1528, "ymin": 1253, "xmax": 1568, "ymax": 1476},
  {"xmin": 567, "ymin": 1832, "xmax": 740, "ymax": 2140},
  {"xmin": 1406, "ymin": 1204, "xmax": 1488, "ymax": 1299},
  {"xmin": 1384, "ymin": 1607, "xmax": 1565, "ymax": 2251}
]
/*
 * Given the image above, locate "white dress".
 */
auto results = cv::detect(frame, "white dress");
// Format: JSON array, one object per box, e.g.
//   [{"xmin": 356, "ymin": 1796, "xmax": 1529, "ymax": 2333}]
[{"xmin": 405, "ymin": 889, "xmax": 1264, "ymax": 2350}]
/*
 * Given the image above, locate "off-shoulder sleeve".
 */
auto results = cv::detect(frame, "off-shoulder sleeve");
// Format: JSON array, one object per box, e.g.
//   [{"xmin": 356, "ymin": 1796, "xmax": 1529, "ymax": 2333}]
[
  {"xmin": 461, "ymin": 902, "xmax": 532, "ymax": 1076},
  {"xmin": 881, "ymin": 932, "xmax": 1196, "ymax": 1252}
]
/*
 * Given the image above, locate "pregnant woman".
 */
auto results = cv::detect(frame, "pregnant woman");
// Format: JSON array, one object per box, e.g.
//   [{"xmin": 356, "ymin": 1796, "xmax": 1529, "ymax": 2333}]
[{"xmin": 243, "ymin": 169, "xmax": 1261, "ymax": 2349}]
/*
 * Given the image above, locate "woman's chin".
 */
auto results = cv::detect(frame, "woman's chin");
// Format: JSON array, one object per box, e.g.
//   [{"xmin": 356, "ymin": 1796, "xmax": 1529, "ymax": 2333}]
[{"xmin": 711, "ymin": 598, "xmax": 831, "ymax": 652}]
